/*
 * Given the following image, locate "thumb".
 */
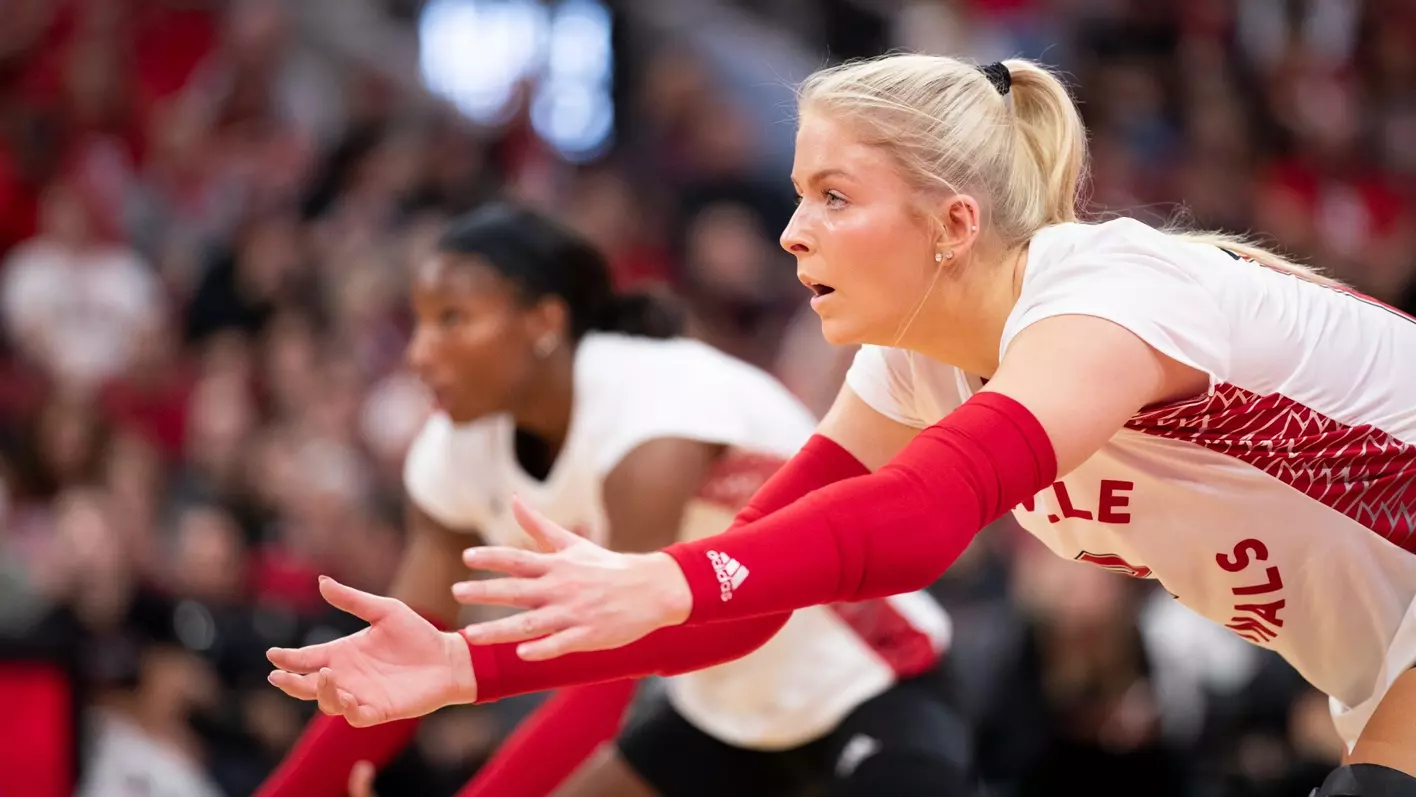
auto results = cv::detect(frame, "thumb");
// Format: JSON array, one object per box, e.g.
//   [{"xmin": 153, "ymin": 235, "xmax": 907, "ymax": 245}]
[
  {"xmin": 510, "ymin": 495, "xmax": 583, "ymax": 553},
  {"xmin": 348, "ymin": 760, "xmax": 377, "ymax": 797},
  {"xmin": 320, "ymin": 576, "xmax": 398, "ymax": 624}
]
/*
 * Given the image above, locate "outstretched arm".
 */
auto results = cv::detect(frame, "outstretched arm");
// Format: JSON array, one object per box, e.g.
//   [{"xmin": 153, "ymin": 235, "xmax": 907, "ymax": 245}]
[
  {"xmin": 256, "ymin": 505, "xmax": 475, "ymax": 797},
  {"xmin": 665, "ymin": 315, "xmax": 1203, "ymax": 623},
  {"xmin": 265, "ymin": 429, "xmax": 876, "ymax": 729},
  {"xmin": 456, "ymin": 316, "xmax": 1205, "ymax": 659},
  {"xmin": 669, "ymin": 315, "xmax": 1205, "ymax": 620}
]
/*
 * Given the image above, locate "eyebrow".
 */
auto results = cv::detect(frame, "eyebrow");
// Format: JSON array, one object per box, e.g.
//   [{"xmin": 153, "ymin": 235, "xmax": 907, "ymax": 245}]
[{"xmin": 791, "ymin": 168, "xmax": 851, "ymax": 188}]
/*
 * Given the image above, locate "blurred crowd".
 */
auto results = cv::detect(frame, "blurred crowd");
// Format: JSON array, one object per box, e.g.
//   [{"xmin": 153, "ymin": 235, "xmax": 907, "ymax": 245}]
[{"xmin": 0, "ymin": 0, "xmax": 1410, "ymax": 796}]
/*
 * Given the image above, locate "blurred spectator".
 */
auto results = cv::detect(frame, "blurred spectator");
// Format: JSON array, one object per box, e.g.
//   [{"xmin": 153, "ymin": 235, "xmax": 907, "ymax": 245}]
[{"xmin": 2, "ymin": 181, "xmax": 165, "ymax": 392}]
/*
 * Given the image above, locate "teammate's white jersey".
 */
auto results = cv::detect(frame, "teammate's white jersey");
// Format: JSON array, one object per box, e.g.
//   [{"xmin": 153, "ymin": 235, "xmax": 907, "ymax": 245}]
[
  {"xmin": 847, "ymin": 217, "xmax": 1416, "ymax": 749},
  {"xmin": 406, "ymin": 332, "xmax": 951, "ymax": 749}
]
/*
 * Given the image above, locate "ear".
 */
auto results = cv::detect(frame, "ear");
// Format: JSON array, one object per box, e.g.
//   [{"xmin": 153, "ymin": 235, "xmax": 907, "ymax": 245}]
[
  {"xmin": 523, "ymin": 295, "xmax": 571, "ymax": 350},
  {"xmin": 933, "ymin": 194, "xmax": 983, "ymax": 260}
]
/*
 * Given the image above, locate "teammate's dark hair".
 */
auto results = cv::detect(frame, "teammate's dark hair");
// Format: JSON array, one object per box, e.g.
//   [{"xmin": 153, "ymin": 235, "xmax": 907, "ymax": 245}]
[{"xmin": 437, "ymin": 203, "xmax": 681, "ymax": 340}]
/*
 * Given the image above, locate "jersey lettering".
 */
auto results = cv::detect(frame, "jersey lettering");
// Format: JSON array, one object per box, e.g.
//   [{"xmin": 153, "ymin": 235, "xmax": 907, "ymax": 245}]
[
  {"xmin": 1097, "ymin": 480, "xmax": 1134, "ymax": 523},
  {"xmin": 1215, "ymin": 538, "xmax": 1268, "ymax": 572},
  {"xmin": 1216, "ymin": 538, "xmax": 1287, "ymax": 643},
  {"xmin": 1018, "ymin": 480, "xmax": 1135, "ymax": 525}
]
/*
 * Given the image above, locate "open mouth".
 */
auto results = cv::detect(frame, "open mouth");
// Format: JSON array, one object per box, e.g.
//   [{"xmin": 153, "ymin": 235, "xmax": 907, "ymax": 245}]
[{"xmin": 806, "ymin": 282, "xmax": 835, "ymax": 297}]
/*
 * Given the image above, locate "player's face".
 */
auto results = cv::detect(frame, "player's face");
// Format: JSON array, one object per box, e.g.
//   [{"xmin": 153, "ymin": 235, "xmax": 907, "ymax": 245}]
[
  {"xmin": 406, "ymin": 255, "xmax": 544, "ymax": 424},
  {"xmin": 782, "ymin": 112, "xmax": 941, "ymax": 346}
]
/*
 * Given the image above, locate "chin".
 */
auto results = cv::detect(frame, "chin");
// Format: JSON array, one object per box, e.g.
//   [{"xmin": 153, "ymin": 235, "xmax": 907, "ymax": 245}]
[
  {"xmin": 441, "ymin": 403, "xmax": 484, "ymax": 426},
  {"xmin": 817, "ymin": 317, "xmax": 868, "ymax": 347}
]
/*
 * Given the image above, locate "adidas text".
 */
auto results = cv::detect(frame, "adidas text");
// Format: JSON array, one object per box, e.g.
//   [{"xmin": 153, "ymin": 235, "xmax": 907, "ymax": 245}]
[{"xmin": 707, "ymin": 550, "xmax": 748, "ymax": 602}]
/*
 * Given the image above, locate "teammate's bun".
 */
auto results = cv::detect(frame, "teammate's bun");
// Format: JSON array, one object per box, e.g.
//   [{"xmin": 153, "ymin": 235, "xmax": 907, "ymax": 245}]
[
  {"xmin": 437, "ymin": 202, "xmax": 682, "ymax": 340},
  {"xmin": 601, "ymin": 291, "xmax": 684, "ymax": 340}
]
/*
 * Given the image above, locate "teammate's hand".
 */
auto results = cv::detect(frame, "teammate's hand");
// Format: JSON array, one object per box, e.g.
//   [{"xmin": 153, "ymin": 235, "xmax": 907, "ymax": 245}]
[
  {"xmin": 453, "ymin": 495, "xmax": 693, "ymax": 660},
  {"xmin": 266, "ymin": 577, "xmax": 476, "ymax": 725},
  {"xmin": 348, "ymin": 761, "xmax": 377, "ymax": 797}
]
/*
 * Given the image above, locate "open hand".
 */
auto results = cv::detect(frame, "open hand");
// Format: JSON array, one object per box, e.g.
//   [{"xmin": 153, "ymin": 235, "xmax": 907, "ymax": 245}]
[
  {"xmin": 266, "ymin": 577, "xmax": 476, "ymax": 726},
  {"xmin": 452, "ymin": 496, "xmax": 694, "ymax": 661}
]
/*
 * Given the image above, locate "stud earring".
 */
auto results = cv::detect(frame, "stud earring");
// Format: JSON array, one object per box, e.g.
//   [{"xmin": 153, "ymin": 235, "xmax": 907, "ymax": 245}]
[
  {"xmin": 935, "ymin": 252, "xmax": 943, "ymax": 263},
  {"xmin": 970, "ymin": 225, "xmax": 978, "ymax": 232},
  {"xmin": 534, "ymin": 335, "xmax": 558, "ymax": 358},
  {"xmin": 945, "ymin": 250, "xmax": 955, "ymax": 260}
]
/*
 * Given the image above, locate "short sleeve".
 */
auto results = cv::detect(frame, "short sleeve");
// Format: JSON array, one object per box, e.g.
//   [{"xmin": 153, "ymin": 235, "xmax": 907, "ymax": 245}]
[
  {"xmin": 402, "ymin": 414, "xmax": 493, "ymax": 530},
  {"xmin": 844, "ymin": 345, "xmax": 929, "ymax": 428},
  {"xmin": 1003, "ymin": 220, "xmax": 1234, "ymax": 381}
]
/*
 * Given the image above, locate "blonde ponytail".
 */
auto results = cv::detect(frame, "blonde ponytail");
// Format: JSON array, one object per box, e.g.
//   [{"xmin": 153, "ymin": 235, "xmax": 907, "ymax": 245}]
[
  {"xmin": 799, "ymin": 55, "xmax": 1086, "ymax": 247},
  {"xmin": 799, "ymin": 54, "xmax": 1326, "ymax": 282},
  {"xmin": 1002, "ymin": 60, "xmax": 1087, "ymax": 230},
  {"xmin": 1167, "ymin": 230, "xmax": 1344, "ymax": 286}
]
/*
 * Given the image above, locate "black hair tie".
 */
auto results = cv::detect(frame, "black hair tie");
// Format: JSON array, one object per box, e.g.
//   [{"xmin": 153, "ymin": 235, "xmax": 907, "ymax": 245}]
[{"xmin": 979, "ymin": 62, "xmax": 1012, "ymax": 96}]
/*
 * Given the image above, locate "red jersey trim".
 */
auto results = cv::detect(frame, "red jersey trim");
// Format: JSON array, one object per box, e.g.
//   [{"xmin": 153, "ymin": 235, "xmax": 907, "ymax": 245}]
[{"xmin": 1126, "ymin": 384, "xmax": 1416, "ymax": 552}]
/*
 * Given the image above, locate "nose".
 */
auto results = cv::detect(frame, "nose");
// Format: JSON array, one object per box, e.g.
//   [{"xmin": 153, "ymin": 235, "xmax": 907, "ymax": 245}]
[
  {"xmin": 405, "ymin": 326, "xmax": 434, "ymax": 377},
  {"xmin": 779, "ymin": 205, "xmax": 812, "ymax": 256}
]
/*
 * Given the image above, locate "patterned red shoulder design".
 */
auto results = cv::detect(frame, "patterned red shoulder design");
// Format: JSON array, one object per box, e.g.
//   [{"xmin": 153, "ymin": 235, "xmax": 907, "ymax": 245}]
[{"xmin": 1126, "ymin": 384, "xmax": 1416, "ymax": 552}]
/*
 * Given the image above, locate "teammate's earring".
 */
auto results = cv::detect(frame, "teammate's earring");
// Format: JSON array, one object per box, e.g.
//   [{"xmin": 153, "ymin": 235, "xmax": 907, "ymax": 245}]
[
  {"xmin": 534, "ymin": 334, "xmax": 559, "ymax": 358},
  {"xmin": 970, "ymin": 225, "xmax": 978, "ymax": 232},
  {"xmin": 934, "ymin": 250, "xmax": 954, "ymax": 263}
]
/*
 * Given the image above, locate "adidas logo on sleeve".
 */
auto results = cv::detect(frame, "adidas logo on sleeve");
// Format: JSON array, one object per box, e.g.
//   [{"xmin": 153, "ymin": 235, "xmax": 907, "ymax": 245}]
[{"xmin": 707, "ymin": 550, "xmax": 749, "ymax": 601}]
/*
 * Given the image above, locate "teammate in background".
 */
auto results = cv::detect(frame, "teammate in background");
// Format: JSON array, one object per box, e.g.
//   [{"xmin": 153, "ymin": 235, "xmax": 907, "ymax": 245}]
[
  {"xmin": 256, "ymin": 204, "xmax": 970, "ymax": 797},
  {"xmin": 268, "ymin": 56, "xmax": 1416, "ymax": 796}
]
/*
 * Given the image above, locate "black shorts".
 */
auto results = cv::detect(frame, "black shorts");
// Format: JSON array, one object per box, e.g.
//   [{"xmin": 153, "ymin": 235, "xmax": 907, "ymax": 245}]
[{"xmin": 616, "ymin": 676, "xmax": 977, "ymax": 797}]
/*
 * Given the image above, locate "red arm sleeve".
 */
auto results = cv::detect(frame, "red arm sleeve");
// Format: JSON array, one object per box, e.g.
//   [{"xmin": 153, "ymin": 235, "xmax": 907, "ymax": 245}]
[
  {"xmin": 255, "ymin": 612, "xmax": 449, "ymax": 797},
  {"xmin": 665, "ymin": 392, "xmax": 1056, "ymax": 623},
  {"xmin": 454, "ymin": 680, "xmax": 637, "ymax": 797},
  {"xmin": 467, "ymin": 434, "xmax": 868, "ymax": 702},
  {"xmin": 733, "ymin": 434, "xmax": 870, "ymax": 524},
  {"xmin": 468, "ymin": 610, "xmax": 789, "ymax": 702}
]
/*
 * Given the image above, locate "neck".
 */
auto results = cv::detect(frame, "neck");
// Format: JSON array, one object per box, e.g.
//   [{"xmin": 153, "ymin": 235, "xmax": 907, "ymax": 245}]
[
  {"xmin": 897, "ymin": 243, "xmax": 1028, "ymax": 378},
  {"xmin": 511, "ymin": 347, "xmax": 577, "ymax": 452}
]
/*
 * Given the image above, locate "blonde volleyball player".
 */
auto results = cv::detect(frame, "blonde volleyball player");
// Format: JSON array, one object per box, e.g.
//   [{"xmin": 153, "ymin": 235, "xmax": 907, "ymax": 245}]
[
  {"xmin": 268, "ymin": 57, "xmax": 1416, "ymax": 796},
  {"xmin": 257, "ymin": 204, "xmax": 969, "ymax": 797}
]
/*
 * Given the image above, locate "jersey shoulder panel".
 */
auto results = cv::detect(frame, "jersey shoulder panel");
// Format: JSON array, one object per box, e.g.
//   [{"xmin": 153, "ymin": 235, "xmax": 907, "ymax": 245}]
[
  {"xmin": 845, "ymin": 345, "xmax": 969, "ymax": 428},
  {"xmin": 1005, "ymin": 218, "xmax": 1235, "ymax": 380},
  {"xmin": 574, "ymin": 334, "xmax": 816, "ymax": 474},
  {"xmin": 402, "ymin": 412, "xmax": 499, "ymax": 530}
]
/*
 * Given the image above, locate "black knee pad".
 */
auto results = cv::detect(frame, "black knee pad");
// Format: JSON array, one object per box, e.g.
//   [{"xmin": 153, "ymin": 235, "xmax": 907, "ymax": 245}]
[
  {"xmin": 828, "ymin": 747, "xmax": 979, "ymax": 797},
  {"xmin": 1313, "ymin": 764, "xmax": 1416, "ymax": 797}
]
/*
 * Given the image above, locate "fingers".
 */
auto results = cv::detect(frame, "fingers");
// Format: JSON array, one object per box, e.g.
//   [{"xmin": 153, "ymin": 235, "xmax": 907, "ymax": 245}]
[
  {"xmin": 316, "ymin": 668, "xmax": 346, "ymax": 717},
  {"xmin": 514, "ymin": 627, "xmax": 593, "ymax": 662},
  {"xmin": 461, "ymin": 545, "xmax": 552, "ymax": 578},
  {"xmin": 460, "ymin": 607, "xmax": 573, "ymax": 646},
  {"xmin": 271, "ymin": 668, "xmax": 389, "ymax": 729},
  {"xmin": 320, "ymin": 576, "xmax": 400, "ymax": 623},
  {"xmin": 451, "ymin": 575, "xmax": 549, "ymax": 608},
  {"xmin": 510, "ymin": 495, "xmax": 583, "ymax": 552},
  {"xmin": 266, "ymin": 638, "xmax": 340, "ymax": 674},
  {"xmin": 347, "ymin": 702, "xmax": 388, "ymax": 728},
  {"xmin": 268, "ymin": 669, "xmax": 318, "ymax": 700},
  {"xmin": 349, "ymin": 761, "xmax": 376, "ymax": 797}
]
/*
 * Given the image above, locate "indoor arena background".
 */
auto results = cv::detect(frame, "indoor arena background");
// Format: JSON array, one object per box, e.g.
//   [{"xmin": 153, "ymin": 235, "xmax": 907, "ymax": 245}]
[{"xmin": 0, "ymin": 1, "xmax": 1413, "ymax": 796}]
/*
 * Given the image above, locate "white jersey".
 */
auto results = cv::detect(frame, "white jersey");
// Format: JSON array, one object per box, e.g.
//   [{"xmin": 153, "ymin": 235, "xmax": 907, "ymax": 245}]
[
  {"xmin": 406, "ymin": 332, "xmax": 951, "ymax": 749},
  {"xmin": 846, "ymin": 217, "xmax": 1416, "ymax": 750}
]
